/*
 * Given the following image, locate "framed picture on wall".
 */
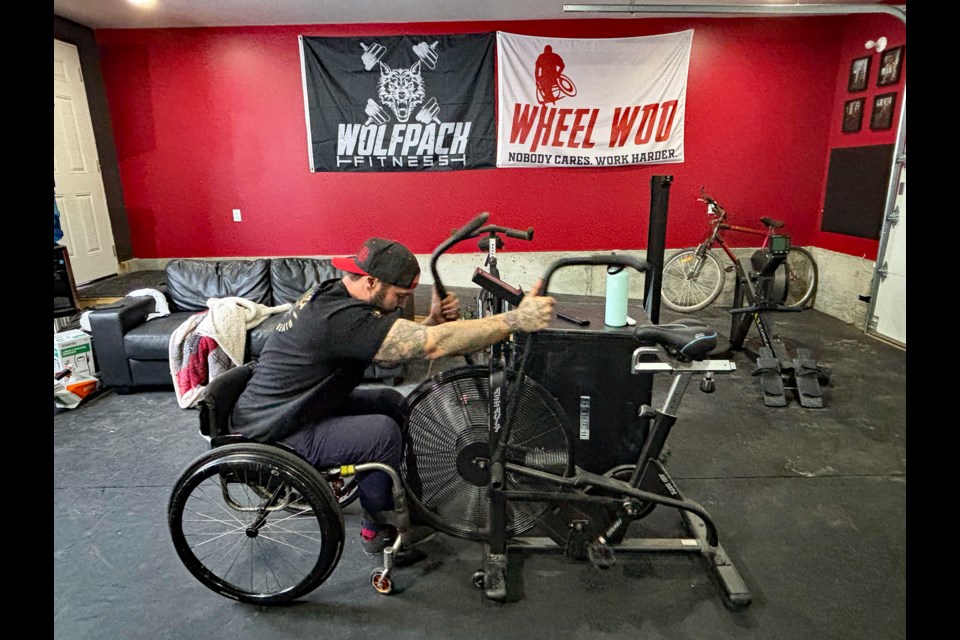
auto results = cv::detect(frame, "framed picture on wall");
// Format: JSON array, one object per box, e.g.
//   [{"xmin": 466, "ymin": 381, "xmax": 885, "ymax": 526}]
[
  {"xmin": 877, "ymin": 46, "xmax": 904, "ymax": 86},
  {"xmin": 847, "ymin": 56, "xmax": 871, "ymax": 92},
  {"xmin": 870, "ymin": 92, "xmax": 897, "ymax": 130},
  {"xmin": 842, "ymin": 98, "xmax": 865, "ymax": 133}
]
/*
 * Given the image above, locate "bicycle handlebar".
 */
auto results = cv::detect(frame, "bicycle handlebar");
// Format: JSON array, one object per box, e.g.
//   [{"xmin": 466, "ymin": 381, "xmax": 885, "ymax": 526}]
[
  {"xmin": 472, "ymin": 224, "xmax": 534, "ymax": 242},
  {"xmin": 430, "ymin": 212, "xmax": 490, "ymax": 299},
  {"xmin": 540, "ymin": 254, "xmax": 649, "ymax": 297},
  {"xmin": 431, "ymin": 217, "xmax": 648, "ymax": 311},
  {"xmin": 698, "ymin": 197, "xmax": 727, "ymax": 222}
]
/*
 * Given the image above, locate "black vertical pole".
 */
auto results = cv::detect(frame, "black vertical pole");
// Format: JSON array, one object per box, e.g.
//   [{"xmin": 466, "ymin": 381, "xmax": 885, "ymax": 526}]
[{"xmin": 645, "ymin": 175, "xmax": 672, "ymax": 325}]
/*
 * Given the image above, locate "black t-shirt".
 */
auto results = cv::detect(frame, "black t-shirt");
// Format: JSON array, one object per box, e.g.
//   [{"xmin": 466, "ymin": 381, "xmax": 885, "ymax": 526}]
[{"xmin": 231, "ymin": 279, "xmax": 401, "ymax": 442}]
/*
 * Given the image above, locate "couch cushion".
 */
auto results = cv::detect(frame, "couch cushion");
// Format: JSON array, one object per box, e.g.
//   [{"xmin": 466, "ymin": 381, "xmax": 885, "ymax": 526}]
[
  {"xmin": 166, "ymin": 259, "xmax": 272, "ymax": 311},
  {"xmin": 270, "ymin": 257, "xmax": 343, "ymax": 305},
  {"xmin": 128, "ymin": 359, "xmax": 177, "ymax": 387},
  {"xmin": 124, "ymin": 311, "xmax": 195, "ymax": 360},
  {"xmin": 128, "ymin": 310, "xmax": 281, "ymax": 362}
]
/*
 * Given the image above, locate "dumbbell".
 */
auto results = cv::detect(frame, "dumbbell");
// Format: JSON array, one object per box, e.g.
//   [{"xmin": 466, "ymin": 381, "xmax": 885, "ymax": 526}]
[
  {"xmin": 364, "ymin": 99, "xmax": 390, "ymax": 125},
  {"xmin": 415, "ymin": 97, "xmax": 441, "ymax": 125},
  {"xmin": 360, "ymin": 42, "xmax": 387, "ymax": 71},
  {"xmin": 412, "ymin": 41, "xmax": 440, "ymax": 69}
]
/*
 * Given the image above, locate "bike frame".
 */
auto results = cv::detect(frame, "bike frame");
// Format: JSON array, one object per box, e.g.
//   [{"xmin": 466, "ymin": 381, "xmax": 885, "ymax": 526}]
[
  {"xmin": 494, "ymin": 353, "xmax": 736, "ymax": 540},
  {"xmin": 701, "ymin": 205, "xmax": 773, "ymax": 266},
  {"xmin": 480, "ymin": 322, "xmax": 749, "ymax": 608}
]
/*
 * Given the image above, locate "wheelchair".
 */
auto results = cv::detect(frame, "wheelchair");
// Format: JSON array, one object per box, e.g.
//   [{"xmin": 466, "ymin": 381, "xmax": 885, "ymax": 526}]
[{"xmin": 167, "ymin": 362, "xmax": 413, "ymax": 604}]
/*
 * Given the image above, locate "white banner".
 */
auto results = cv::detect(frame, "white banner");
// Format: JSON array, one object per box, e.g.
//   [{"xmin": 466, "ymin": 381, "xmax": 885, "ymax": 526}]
[{"xmin": 496, "ymin": 30, "xmax": 693, "ymax": 168}]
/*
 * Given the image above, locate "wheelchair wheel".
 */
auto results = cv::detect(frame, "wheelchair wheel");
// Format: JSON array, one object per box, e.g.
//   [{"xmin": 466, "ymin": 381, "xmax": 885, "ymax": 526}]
[{"xmin": 168, "ymin": 443, "xmax": 345, "ymax": 605}]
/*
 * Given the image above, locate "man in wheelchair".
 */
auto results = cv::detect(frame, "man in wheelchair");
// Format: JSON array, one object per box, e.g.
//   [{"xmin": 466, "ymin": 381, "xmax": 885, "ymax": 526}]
[{"xmin": 230, "ymin": 236, "xmax": 555, "ymax": 557}]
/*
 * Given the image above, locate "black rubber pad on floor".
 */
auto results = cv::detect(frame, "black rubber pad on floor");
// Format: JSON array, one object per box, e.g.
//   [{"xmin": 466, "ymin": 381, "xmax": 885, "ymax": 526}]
[{"xmin": 76, "ymin": 270, "xmax": 166, "ymax": 298}]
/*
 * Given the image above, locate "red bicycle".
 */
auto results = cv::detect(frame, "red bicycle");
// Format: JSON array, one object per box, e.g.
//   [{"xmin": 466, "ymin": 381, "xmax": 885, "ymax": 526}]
[{"xmin": 660, "ymin": 188, "xmax": 819, "ymax": 313}]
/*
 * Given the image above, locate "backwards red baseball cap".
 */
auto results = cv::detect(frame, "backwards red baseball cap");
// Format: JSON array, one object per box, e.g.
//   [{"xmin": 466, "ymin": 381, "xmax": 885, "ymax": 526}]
[{"xmin": 332, "ymin": 238, "xmax": 421, "ymax": 289}]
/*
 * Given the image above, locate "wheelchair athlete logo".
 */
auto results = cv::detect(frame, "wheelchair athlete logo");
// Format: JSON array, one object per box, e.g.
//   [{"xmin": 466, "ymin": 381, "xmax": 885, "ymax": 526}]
[
  {"xmin": 535, "ymin": 45, "xmax": 577, "ymax": 105},
  {"xmin": 358, "ymin": 41, "xmax": 443, "ymax": 125}
]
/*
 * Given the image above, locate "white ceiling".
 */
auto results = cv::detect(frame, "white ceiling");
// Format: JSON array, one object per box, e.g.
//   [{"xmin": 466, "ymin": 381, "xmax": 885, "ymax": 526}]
[{"xmin": 53, "ymin": 0, "xmax": 896, "ymax": 30}]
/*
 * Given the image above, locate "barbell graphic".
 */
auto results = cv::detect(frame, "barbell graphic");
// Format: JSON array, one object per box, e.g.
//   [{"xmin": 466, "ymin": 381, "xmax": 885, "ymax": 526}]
[
  {"xmin": 364, "ymin": 99, "xmax": 391, "ymax": 125},
  {"xmin": 415, "ymin": 97, "xmax": 442, "ymax": 125},
  {"xmin": 360, "ymin": 42, "xmax": 387, "ymax": 71},
  {"xmin": 412, "ymin": 41, "xmax": 440, "ymax": 69}
]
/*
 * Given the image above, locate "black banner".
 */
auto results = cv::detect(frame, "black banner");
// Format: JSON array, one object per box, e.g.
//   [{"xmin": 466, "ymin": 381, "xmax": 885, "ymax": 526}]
[{"xmin": 300, "ymin": 33, "xmax": 496, "ymax": 172}]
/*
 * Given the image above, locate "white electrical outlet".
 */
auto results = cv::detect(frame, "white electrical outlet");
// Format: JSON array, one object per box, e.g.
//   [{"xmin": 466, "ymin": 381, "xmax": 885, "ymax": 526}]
[{"xmin": 232, "ymin": 208, "xmax": 242, "ymax": 222}]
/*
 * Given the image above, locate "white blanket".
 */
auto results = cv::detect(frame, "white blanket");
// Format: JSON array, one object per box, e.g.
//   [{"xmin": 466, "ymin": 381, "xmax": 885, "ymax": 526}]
[
  {"xmin": 168, "ymin": 297, "xmax": 290, "ymax": 409},
  {"xmin": 196, "ymin": 297, "xmax": 291, "ymax": 367}
]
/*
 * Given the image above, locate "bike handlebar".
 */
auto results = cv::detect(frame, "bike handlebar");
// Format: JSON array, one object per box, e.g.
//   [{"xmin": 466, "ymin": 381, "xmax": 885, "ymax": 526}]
[
  {"xmin": 430, "ymin": 216, "xmax": 649, "ymax": 312},
  {"xmin": 540, "ymin": 254, "xmax": 649, "ymax": 297},
  {"xmin": 698, "ymin": 188, "xmax": 726, "ymax": 219},
  {"xmin": 430, "ymin": 212, "xmax": 490, "ymax": 299},
  {"xmin": 472, "ymin": 224, "xmax": 534, "ymax": 242}
]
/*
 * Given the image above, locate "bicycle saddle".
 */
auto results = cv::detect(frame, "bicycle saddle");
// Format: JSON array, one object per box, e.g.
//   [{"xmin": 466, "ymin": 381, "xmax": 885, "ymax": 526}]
[
  {"xmin": 760, "ymin": 217, "xmax": 785, "ymax": 229},
  {"xmin": 634, "ymin": 321, "xmax": 718, "ymax": 361}
]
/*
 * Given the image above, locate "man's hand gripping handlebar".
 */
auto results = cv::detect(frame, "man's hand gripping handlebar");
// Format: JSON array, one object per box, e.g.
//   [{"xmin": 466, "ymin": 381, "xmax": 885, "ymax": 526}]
[{"xmin": 511, "ymin": 279, "xmax": 555, "ymax": 334}]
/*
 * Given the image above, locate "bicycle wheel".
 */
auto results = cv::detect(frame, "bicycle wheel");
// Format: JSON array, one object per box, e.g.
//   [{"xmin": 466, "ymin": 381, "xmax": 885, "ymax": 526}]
[
  {"xmin": 660, "ymin": 248, "xmax": 725, "ymax": 313},
  {"xmin": 168, "ymin": 443, "xmax": 344, "ymax": 605},
  {"xmin": 783, "ymin": 247, "xmax": 819, "ymax": 309}
]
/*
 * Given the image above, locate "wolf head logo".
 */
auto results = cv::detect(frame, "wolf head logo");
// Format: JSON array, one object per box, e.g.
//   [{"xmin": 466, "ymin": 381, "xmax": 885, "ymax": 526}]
[{"xmin": 377, "ymin": 61, "xmax": 426, "ymax": 123}]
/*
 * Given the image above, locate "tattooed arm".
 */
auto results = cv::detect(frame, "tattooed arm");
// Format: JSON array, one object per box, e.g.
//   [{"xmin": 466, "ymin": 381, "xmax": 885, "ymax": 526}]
[{"xmin": 373, "ymin": 281, "xmax": 555, "ymax": 365}]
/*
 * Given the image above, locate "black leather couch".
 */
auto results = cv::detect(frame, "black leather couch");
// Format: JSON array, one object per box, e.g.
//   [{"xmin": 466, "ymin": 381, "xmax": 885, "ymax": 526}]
[{"xmin": 89, "ymin": 257, "xmax": 412, "ymax": 393}]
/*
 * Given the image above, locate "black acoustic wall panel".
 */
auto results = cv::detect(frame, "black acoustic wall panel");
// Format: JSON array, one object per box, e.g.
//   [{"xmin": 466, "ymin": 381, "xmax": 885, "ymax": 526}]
[{"xmin": 821, "ymin": 144, "xmax": 895, "ymax": 239}]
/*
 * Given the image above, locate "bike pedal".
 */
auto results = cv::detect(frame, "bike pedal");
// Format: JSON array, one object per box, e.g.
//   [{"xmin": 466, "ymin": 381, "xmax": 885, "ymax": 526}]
[{"xmin": 586, "ymin": 541, "xmax": 617, "ymax": 570}]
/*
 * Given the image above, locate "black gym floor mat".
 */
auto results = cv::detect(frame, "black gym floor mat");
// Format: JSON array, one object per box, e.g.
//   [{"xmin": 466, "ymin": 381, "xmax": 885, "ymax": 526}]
[{"xmin": 76, "ymin": 270, "xmax": 166, "ymax": 298}]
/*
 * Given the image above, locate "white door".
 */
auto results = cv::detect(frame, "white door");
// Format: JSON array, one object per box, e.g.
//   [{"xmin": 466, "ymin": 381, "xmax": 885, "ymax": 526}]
[
  {"xmin": 53, "ymin": 39, "xmax": 118, "ymax": 285},
  {"xmin": 870, "ymin": 165, "xmax": 906, "ymax": 346}
]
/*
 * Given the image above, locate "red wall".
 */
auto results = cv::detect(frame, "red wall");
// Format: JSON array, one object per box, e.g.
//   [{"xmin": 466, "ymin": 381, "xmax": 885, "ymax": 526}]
[{"xmin": 95, "ymin": 16, "xmax": 904, "ymax": 260}]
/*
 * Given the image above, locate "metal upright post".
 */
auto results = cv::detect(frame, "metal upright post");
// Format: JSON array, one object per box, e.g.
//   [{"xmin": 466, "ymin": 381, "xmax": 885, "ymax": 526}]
[{"xmin": 645, "ymin": 175, "xmax": 672, "ymax": 325}]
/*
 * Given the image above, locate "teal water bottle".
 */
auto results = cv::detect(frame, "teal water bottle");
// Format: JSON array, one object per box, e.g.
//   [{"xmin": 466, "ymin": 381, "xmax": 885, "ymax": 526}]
[{"xmin": 605, "ymin": 265, "xmax": 628, "ymax": 327}]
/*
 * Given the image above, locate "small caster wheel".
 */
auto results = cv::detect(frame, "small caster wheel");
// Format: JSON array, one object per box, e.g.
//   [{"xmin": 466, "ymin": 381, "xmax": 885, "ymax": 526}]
[
  {"xmin": 472, "ymin": 570, "xmax": 485, "ymax": 589},
  {"xmin": 371, "ymin": 568, "xmax": 394, "ymax": 595}
]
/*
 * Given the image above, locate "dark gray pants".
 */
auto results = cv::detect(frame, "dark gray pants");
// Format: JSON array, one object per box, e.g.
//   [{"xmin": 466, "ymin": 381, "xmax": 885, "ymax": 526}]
[{"xmin": 280, "ymin": 387, "xmax": 407, "ymax": 522}]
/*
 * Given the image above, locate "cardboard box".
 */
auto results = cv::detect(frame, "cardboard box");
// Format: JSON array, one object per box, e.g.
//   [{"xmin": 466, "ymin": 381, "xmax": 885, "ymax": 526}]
[{"xmin": 54, "ymin": 329, "xmax": 97, "ymax": 378}]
